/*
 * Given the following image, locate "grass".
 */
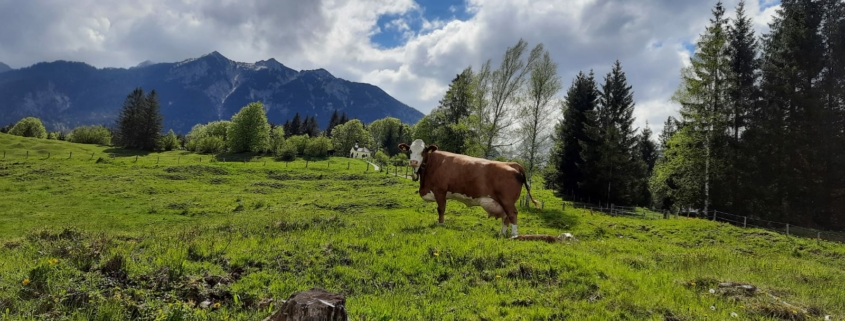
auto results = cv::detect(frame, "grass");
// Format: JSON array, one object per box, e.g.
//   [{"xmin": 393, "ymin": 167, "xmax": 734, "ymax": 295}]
[{"xmin": 1, "ymin": 132, "xmax": 845, "ymax": 321}]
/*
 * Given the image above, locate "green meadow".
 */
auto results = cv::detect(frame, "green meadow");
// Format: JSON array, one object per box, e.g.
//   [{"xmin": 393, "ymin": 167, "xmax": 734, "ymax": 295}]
[{"xmin": 1, "ymin": 132, "xmax": 844, "ymax": 321}]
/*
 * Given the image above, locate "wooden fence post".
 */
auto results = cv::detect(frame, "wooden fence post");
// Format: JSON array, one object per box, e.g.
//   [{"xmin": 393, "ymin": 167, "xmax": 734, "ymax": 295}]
[
  {"xmin": 47, "ymin": 152, "xmax": 50, "ymax": 159},
  {"xmin": 135, "ymin": 155, "xmax": 138, "ymax": 162},
  {"xmin": 69, "ymin": 152, "xmax": 72, "ymax": 159},
  {"xmin": 178, "ymin": 156, "xmax": 180, "ymax": 164},
  {"xmin": 327, "ymin": 161, "xmax": 330, "ymax": 168},
  {"xmin": 743, "ymin": 216, "xmax": 747, "ymax": 228},
  {"xmin": 26, "ymin": 151, "xmax": 29, "ymax": 158},
  {"xmin": 90, "ymin": 152, "xmax": 94, "ymax": 160},
  {"xmin": 786, "ymin": 224, "xmax": 790, "ymax": 236},
  {"xmin": 366, "ymin": 163, "xmax": 369, "ymax": 172},
  {"xmin": 2, "ymin": 151, "xmax": 4, "ymax": 159},
  {"xmin": 306, "ymin": 160, "xmax": 309, "ymax": 168},
  {"xmin": 264, "ymin": 160, "xmax": 266, "ymax": 166},
  {"xmin": 817, "ymin": 231, "xmax": 820, "ymax": 243},
  {"xmin": 713, "ymin": 210, "xmax": 717, "ymax": 221},
  {"xmin": 157, "ymin": 156, "xmax": 160, "ymax": 164},
  {"xmin": 200, "ymin": 157, "xmax": 202, "ymax": 162}
]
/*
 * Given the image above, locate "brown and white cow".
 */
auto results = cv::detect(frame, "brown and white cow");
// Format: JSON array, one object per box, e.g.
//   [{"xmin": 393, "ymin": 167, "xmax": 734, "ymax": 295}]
[{"xmin": 398, "ymin": 139, "xmax": 539, "ymax": 237}]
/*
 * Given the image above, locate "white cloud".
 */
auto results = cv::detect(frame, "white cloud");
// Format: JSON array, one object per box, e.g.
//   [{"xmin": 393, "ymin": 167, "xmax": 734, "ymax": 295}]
[{"xmin": 0, "ymin": 0, "xmax": 780, "ymax": 138}]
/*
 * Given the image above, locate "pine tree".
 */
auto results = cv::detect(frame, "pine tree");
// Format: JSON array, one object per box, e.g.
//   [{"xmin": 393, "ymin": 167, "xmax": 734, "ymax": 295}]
[
  {"xmin": 549, "ymin": 70, "xmax": 599, "ymax": 200},
  {"xmin": 581, "ymin": 60, "xmax": 643, "ymax": 205},
  {"xmin": 290, "ymin": 113, "xmax": 303, "ymax": 137},
  {"xmin": 142, "ymin": 90, "xmax": 164, "ymax": 151},
  {"xmin": 671, "ymin": 1, "xmax": 732, "ymax": 215},
  {"xmin": 340, "ymin": 112, "xmax": 349, "ymax": 124},
  {"xmin": 326, "ymin": 110, "xmax": 340, "ymax": 137},
  {"xmin": 636, "ymin": 124, "xmax": 659, "ymax": 206},
  {"xmin": 725, "ymin": 0, "xmax": 761, "ymax": 211}
]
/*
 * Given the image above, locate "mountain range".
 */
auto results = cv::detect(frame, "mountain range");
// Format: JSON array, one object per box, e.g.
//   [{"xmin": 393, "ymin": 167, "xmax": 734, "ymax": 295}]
[{"xmin": 0, "ymin": 52, "xmax": 424, "ymax": 134}]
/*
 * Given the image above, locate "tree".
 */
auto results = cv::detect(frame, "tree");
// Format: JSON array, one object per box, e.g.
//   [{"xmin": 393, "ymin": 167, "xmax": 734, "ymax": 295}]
[
  {"xmin": 9, "ymin": 117, "xmax": 47, "ymax": 139},
  {"xmin": 290, "ymin": 112, "xmax": 303, "ymax": 137},
  {"xmin": 516, "ymin": 46, "xmax": 562, "ymax": 182},
  {"xmin": 228, "ymin": 102, "xmax": 271, "ymax": 153},
  {"xmin": 467, "ymin": 59, "xmax": 492, "ymax": 157},
  {"xmin": 302, "ymin": 116, "xmax": 321, "ymax": 137},
  {"xmin": 725, "ymin": 0, "xmax": 761, "ymax": 210},
  {"xmin": 115, "ymin": 87, "xmax": 163, "ymax": 151},
  {"xmin": 160, "ymin": 130, "xmax": 179, "ymax": 151},
  {"xmin": 548, "ymin": 70, "xmax": 599, "ymax": 200},
  {"xmin": 331, "ymin": 119, "xmax": 373, "ymax": 156},
  {"xmin": 305, "ymin": 136, "xmax": 332, "ymax": 158},
  {"xmin": 480, "ymin": 39, "xmax": 543, "ymax": 158},
  {"xmin": 636, "ymin": 124, "xmax": 659, "ymax": 205},
  {"xmin": 269, "ymin": 126, "xmax": 286, "ymax": 155},
  {"xmin": 581, "ymin": 60, "xmax": 644, "ymax": 205},
  {"xmin": 368, "ymin": 117, "xmax": 405, "ymax": 156},
  {"xmin": 326, "ymin": 110, "xmax": 341, "ymax": 137},
  {"xmin": 427, "ymin": 68, "xmax": 475, "ymax": 154},
  {"xmin": 670, "ymin": 1, "xmax": 732, "ymax": 215}
]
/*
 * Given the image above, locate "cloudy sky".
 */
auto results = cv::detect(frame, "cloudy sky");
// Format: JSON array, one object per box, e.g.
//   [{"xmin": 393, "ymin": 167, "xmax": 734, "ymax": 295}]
[{"xmin": 0, "ymin": 0, "xmax": 780, "ymax": 136}]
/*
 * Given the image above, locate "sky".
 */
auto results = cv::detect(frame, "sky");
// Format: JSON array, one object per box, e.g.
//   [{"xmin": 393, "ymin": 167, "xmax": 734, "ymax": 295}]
[{"xmin": 0, "ymin": 0, "xmax": 781, "ymax": 137}]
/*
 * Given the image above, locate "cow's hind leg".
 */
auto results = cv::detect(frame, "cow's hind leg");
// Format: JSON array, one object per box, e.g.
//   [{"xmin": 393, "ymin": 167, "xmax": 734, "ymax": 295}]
[
  {"xmin": 435, "ymin": 191, "xmax": 447, "ymax": 225},
  {"xmin": 502, "ymin": 202, "xmax": 519, "ymax": 237}
]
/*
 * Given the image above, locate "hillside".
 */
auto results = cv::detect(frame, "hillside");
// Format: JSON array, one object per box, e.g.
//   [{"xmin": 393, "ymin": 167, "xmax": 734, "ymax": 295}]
[
  {"xmin": 0, "ymin": 133, "xmax": 844, "ymax": 320},
  {"xmin": 0, "ymin": 52, "xmax": 424, "ymax": 133},
  {"xmin": 0, "ymin": 62, "xmax": 11, "ymax": 73}
]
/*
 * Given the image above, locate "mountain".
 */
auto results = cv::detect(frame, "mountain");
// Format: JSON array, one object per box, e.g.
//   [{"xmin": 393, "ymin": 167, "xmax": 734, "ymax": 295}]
[
  {"xmin": 0, "ymin": 62, "xmax": 11, "ymax": 73},
  {"xmin": 0, "ymin": 52, "xmax": 424, "ymax": 133}
]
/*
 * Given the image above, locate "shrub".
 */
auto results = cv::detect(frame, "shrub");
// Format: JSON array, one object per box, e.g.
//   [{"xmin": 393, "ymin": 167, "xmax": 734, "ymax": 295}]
[
  {"xmin": 160, "ymin": 130, "xmax": 179, "ymax": 151},
  {"xmin": 304, "ymin": 136, "xmax": 332, "ymax": 158},
  {"xmin": 390, "ymin": 153, "xmax": 408, "ymax": 167},
  {"xmin": 67, "ymin": 125, "xmax": 112, "ymax": 145},
  {"xmin": 269, "ymin": 127, "xmax": 285, "ymax": 155},
  {"xmin": 185, "ymin": 121, "xmax": 230, "ymax": 152},
  {"xmin": 9, "ymin": 117, "xmax": 47, "ymax": 139},
  {"xmin": 374, "ymin": 150, "xmax": 389, "ymax": 167},
  {"xmin": 286, "ymin": 135, "xmax": 309, "ymax": 156},
  {"xmin": 195, "ymin": 136, "xmax": 227, "ymax": 154},
  {"xmin": 275, "ymin": 142, "xmax": 297, "ymax": 161}
]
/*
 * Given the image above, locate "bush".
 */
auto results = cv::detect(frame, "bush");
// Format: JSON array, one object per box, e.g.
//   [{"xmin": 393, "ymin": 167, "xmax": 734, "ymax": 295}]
[
  {"xmin": 195, "ymin": 136, "xmax": 227, "ymax": 154},
  {"xmin": 390, "ymin": 153, "xmax": 408, "ymax": 167},
  {"xmin": 160, "ymin": 130, "xmax": 179, "ymax": 151},
  {"xmin": 304, "ymin": 136, "xmax": 332, "ymax": 158},
  {"xmin": 373, "ymin": 150, "xmax": 389, "ymax": 167},
  {"xmin": 275, "ymin": 142, "xmax": 297, "ymax": 161},
  {"xmin": 269, "ymin": 127, "xmax": 285, "ymax": 154},
  {"xmin": 67, "ymin": 125, "xmax": 112, "ymax": 145},
  {"xmin": 185, "ymin": 121, "xmax": 230, "ymax": 152},
  {"xmin": 286, "ymin": 135, "xmax": 309, "ymax": 156},
  {"xmin": 9, "ymin": 117, "xmax": 47, "ymax": 139},
  {"xmin": 47, "ymin": 132, "xmax": 60, "ymax": 140}
]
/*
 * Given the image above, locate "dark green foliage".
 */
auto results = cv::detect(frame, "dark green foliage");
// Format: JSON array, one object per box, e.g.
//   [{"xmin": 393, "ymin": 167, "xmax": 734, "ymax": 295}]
[
  {"xmin": 160, "ymin": 129, "xmax": 179, "ymax": 151},
  {"xmin": 579, "ymin": 61, "xmax": 646, "ymax": 206},
  {"xmin": 115, "ymin": 87, "xmax": 163, "ymax": 151},
  {"xmin": 548, "ymin": 70, "xmax": 599, "ymax": 200},
  {"xmin": 227, "ymin": 102, "xmax": 270, "ymax": 153}
]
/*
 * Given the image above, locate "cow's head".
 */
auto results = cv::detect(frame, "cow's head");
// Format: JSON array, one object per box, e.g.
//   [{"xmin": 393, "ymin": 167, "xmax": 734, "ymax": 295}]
[{"xmin": 398, "ymin": 139, "xmax": 437, "ymax": 182}]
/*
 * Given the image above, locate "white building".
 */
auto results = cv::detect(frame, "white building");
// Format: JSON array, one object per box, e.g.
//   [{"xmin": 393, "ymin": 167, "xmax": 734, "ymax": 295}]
[{"xmin": 349, "ymin": 143, "xmax": 371, "ymax": 159}]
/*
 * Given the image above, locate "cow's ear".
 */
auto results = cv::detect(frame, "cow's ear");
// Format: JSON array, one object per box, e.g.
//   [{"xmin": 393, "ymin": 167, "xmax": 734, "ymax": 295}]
[
  {"xmin": 426, "ymin": 145, "xmax": 438, "ymax": 153},
  {"xmin": 398, "ymin": 143, "xmax": 409, "ymax": 151}
]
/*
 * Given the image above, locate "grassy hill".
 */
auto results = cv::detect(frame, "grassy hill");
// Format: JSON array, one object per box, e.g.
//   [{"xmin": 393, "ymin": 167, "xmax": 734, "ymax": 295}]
[{"xmin": 1, "ymin": 133, "xmax": 844, "ymax": 320}]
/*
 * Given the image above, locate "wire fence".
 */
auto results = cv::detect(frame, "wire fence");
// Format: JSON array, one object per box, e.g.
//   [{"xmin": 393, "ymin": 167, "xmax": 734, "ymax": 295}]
[{"xmin": 567, "ymin": 200, "xmax": 845, "ymax": 244}]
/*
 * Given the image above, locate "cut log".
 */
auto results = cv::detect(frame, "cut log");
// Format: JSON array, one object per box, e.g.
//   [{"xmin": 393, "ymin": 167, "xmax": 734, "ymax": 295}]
[{"xmin": 262, "ymin": 288, "xmax": 348, "ymax": 321}]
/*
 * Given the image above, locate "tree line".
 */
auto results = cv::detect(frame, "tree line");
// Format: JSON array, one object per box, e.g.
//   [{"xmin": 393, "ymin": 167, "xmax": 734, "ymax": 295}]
[{"xmin": 649, "ymin": 0, "xmax": 845, "ymax": 229}]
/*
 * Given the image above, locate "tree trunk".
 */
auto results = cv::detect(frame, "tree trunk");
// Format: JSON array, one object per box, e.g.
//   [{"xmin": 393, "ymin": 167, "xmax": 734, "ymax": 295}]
[{"xmin": 262, "ymin": 288, "xmax": 348, "ymax": 321}]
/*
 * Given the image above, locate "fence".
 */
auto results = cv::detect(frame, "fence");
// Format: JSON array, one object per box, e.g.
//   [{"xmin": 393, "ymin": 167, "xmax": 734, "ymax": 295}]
[{"xmin": 568, "ymin": 200, "xmax": 845, "ymax": 244}]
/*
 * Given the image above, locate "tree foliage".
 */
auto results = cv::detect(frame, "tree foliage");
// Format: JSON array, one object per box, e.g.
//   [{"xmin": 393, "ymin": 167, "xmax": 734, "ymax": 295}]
[
  {"xmin": 228, "ymin": 102, "xmax": 270, "ymax": 153},
  {"xmin": 115, "ymin": 87, "xmax": 163, "ymax": 151},
  {"xmin": 67, "ymin": 125, "xmax": 112, "ymax": 145},
  {"xmin": 9, "ymin": 117, "xmax": 47, "ymax": 139}
]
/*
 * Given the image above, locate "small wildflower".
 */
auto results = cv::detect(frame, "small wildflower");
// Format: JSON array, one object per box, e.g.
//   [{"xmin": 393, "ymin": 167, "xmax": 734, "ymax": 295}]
[
  {"xmin": 213, "ymin": 302, "xmax": 221, "ymax": 308},
  {"xmin": 709, "ymin": 288, "xmax": 715, "ymax": 294},
  {"xmin": 48, "ymin": 258, "xmax": 58, "ymax": 265},
  {"xmin": 792, "ymin": 310, "xmax": 797, "ymax": 314},
  {"xmin": 710, "ymin": 305, "xmax": 716, "ymax": 311},
  {"xmin": 22, "ymin": 279, "xmax": 30, "ymax": 286},
  {"xmin": 691, "ymin": 282, "xmax": 696, "ymax": 286},
  {"xmin": 433, "ymin": 252, "xmax": 439, "ymax": 256},
  {"xmin": 730, "ymin": 312, "xmax": 738, "ymax": 318},
  {"xmin": 495, "ymin": 275, "xmax": 501, "ymax": 278}
]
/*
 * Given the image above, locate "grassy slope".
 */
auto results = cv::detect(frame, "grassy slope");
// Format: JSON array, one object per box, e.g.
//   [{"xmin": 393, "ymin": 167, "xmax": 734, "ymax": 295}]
[{"xmin": 1, "ymin": 132, "xmax": 844, "ymax": 321}]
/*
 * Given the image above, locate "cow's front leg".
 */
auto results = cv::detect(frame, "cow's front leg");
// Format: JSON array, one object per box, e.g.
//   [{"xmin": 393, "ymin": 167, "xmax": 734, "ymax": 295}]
[
  {"xmin": 434, "ymin": 191, "xmax": 447, "ymax": 225},
  {"xmin": 501, "ymin": 219, "xmax": 509, "ymax": 236}
]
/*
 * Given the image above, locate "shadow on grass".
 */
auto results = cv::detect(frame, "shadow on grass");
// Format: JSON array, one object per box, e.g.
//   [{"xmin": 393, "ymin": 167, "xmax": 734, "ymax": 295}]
[
  {"xmin": 525, "ymin": 207, "xmax": 580, "ymax": 231},
  {"xmin": 102, "ymin": 148, "xmax": 152, "ymax": 157}
]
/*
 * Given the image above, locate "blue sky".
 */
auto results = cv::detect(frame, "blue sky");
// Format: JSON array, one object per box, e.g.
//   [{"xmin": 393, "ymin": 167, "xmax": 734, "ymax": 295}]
[{"xmin": 370, "ymin": 0, "xmax": 475, "ymax": 49}]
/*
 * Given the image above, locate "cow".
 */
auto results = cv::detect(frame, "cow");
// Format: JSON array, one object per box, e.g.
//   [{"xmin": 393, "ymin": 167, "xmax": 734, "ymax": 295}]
[{"xmin": 398, "ymin": 139, "xmax": 539, "ymax": 237}]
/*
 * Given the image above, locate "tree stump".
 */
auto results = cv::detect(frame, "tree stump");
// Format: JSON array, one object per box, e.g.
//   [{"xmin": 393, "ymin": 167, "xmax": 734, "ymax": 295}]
[{"xmin": 262, "ymin": 288, "xmax": 348, "ymax": 321}]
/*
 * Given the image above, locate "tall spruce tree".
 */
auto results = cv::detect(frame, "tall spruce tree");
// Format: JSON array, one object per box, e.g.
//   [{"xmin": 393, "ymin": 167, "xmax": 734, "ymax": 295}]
[
  {"xmin": 290, "ymin": 113, "xmax": 303, "ymax": 136},
  {"xmin": 141, "ymin": 90, "xmax": 164, "ymax": 151},
  {"xmin": 670, "ymin": 1, "xmax": 732, "ymax": 215},
  {"xmin": 580, "ymin": 60, "xmax": 644, "ymax": 205},
  {"xmin": 725, "ymin": 0, "xmax": 761, "ymax": 211},
  {"xmin": 636, "ymin": 124, "xmax": 659, "ymax": 206},
  {"xmin": 326, "ymin": 110, "xmax": 340, "ymax": 137},
  {"xmin": 549, "ymin": 70, "xmax": 599, "ymax": 200},
  {"xmin": 116, "ymin": 87, "xmax": 163, "ymax": 151}
]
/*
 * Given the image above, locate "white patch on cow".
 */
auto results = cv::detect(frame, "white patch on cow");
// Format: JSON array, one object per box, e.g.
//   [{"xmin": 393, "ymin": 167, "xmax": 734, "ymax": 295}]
[
  {"xmin": 501, "ymin": 221, "xmax": 508, "ymax": 235},
  {"xmin": 421, "ymin": 191, "xmax": 436, "ymax": 202},
  {"xmin": 408, "ymin": 139, "xmax": 426, "ymax": 174},
  {"xmin": 512, "ymin": 224, "xmax": 518, "ymax": 236}
]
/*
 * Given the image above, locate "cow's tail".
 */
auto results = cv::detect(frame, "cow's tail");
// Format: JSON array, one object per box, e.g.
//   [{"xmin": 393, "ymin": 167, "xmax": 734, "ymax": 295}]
[{"xmin": 511, "ymin": 163, "xmax": 541, "ymax": 209}]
